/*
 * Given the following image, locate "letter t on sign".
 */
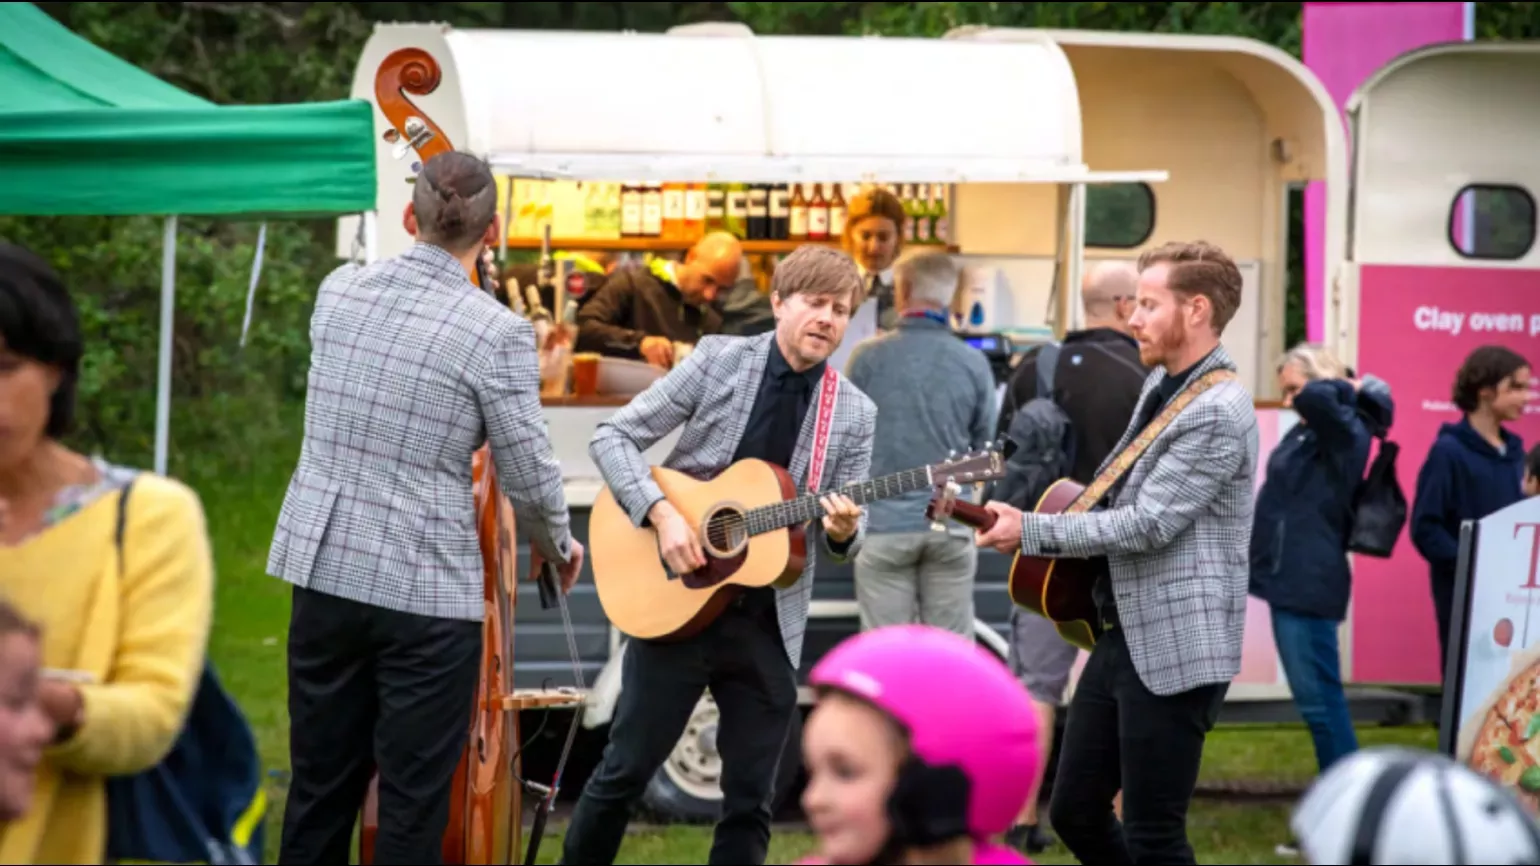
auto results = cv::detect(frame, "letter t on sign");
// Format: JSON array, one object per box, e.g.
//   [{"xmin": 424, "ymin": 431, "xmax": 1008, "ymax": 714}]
[{"xmin": 1515, "ymin": 523, "xmax": 1540, "ymax": 590}]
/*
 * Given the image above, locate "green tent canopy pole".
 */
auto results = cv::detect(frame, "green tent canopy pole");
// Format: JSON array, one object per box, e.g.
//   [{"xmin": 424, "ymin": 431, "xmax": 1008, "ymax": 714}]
[{"xmin": 154, "ymin": 215, "xmax": 176, "ymax": 476}]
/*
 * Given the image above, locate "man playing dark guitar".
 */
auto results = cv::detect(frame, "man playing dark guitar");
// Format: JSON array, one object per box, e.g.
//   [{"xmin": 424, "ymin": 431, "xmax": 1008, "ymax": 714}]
[
  {"xmin": 976, "ymin": 241, "xmax": 1259, "ymax": 866},
  {"xmin": 563, "ymin": 245, "xmax": 876, "ymax": 866}
]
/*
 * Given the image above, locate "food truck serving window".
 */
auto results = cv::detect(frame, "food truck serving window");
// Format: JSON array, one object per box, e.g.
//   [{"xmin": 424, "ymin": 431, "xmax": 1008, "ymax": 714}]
[
  {"xmin": 1448, "ymin": 183, "xmax": 1537, "ymax": 262},
  {"xmin": 1086, "ymin": 182, "xmax": 1156, "ymax": 249}
]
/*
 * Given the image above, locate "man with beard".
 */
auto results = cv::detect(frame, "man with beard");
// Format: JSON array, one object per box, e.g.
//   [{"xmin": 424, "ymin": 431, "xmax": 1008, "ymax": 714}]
[
  {"xmin": 976, "ymin": 240, "xmax": 1259, "ymax": 866},
  {"xmin": 563, "ymin": 245, "xmax": 876, "ymax": 866}
]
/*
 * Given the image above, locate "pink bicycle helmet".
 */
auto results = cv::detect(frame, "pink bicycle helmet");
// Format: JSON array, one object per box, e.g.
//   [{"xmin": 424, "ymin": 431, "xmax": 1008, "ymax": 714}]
[{"xmin": 808, "ymin": 624, "xmax": 1041, "ymax": 842}]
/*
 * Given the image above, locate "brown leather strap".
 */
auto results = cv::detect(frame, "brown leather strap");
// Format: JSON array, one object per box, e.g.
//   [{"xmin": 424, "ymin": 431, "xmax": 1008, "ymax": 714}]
[{"xmin": 1069, "ymin": 369, "xmax": 1236, "ymax": 512}]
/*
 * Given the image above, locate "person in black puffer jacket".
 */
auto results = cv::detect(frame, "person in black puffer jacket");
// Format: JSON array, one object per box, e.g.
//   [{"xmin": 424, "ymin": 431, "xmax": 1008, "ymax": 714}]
[{"xmin": 1250, "ymin": 343, "xmax": 1394, "ymax": 777}]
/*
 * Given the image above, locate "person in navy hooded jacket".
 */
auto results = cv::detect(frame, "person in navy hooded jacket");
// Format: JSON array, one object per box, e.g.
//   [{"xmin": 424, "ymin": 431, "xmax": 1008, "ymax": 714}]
[
  {"xmin": 1412, "ymin": 345, "xmax": 1532, "ymax": 679},
  {"xmin": 1251, "ymin": 344, "xmax": 1393, "ymax": 777}
]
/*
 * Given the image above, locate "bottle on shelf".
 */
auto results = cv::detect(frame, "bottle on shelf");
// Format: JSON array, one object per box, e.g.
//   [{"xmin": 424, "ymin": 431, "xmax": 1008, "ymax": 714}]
[
  {"xmin": 641, "ymin": 182, "xmax": 664, "ymax": 238},
  {"xmin": 807, "ymin": 184, "xmax": 830, "ymax": 242},
  {"xmin": 828, "ymin": 183, "xmax": 848, "ymax": 240},
  {"xmin": 929, "ymin": 184, "xmax": 950, "ymax": 246},
  {"xmin": 705, "ymin": 183, "xmax": 727, "ymax": 234},
  {"xmin": 768, "ymin": 183, "xmax": 790, "ymax": 240},
  {"xmin": 898, "ymin": 183, "xmax": 918, "ymax": 243},
  {"xmin": 725, "ymin": 182, "xmax": 749, "ymax": 239},
  {"xmin": 620, "ymin": 181, "xmax": 643, "ymax": 238},
  {"xmin": 789, "ymin": 184, "xmax": 809, "ymax": 241},
  {"xmin": 661, "ymin": 182, "xmax": 686, "ymax": 241},
  {"xmin": 746, "ymin": 184, "xmax": 769, "ymax": 241},
  {"xmin": 684, "ymin": 182, "xmax": 708, "ymax": 241}
]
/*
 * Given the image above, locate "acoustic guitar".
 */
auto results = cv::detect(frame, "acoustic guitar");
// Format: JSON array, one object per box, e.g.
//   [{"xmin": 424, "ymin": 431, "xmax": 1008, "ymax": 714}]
[
  {"xmin": 925, "ymin": 479, "xmax": 1106, "ymax": 651},
  {"xmin": 591, "ymin": 449, "xmax": 1004, "ymax": 641}
]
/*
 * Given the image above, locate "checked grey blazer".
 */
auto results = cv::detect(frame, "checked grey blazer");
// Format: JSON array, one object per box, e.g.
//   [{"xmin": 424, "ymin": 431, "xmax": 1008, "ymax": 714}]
[
  {"xmin": 591, "ymin": 330, "xmax": 878, "ymax": 671},
  {"xmin": 1017, "ymin": 344, "xmax": 1259, "ymax": 696},
  {"xmin": 267, "ymin": 244, "xmax": 573, "ymax": 622}
]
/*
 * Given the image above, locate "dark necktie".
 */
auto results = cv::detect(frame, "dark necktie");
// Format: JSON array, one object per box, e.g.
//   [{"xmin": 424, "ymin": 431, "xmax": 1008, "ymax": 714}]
[{"xmin": 769, "ymin": 371, "xmax": 810, "ymax": 470}]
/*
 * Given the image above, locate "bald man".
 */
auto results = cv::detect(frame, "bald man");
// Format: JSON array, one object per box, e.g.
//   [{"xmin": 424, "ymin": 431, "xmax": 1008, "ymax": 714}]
[
  {"xmin": 996, "ymin": 260, "xmax": 1150, "ymax": 855},
  {"xmin": 575, "ymin": 232, "xmax": 741, "ymax": 368}
]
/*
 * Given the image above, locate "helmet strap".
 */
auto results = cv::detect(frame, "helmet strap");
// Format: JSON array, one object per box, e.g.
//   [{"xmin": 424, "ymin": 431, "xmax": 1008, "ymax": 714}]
[
  {"xmin": 1350, "ymin": 759, "xmax": 1418, "ymax": 865},
  {"xmin": 885, "ymin": 758, "xmax": 972, "ymax": 849}
]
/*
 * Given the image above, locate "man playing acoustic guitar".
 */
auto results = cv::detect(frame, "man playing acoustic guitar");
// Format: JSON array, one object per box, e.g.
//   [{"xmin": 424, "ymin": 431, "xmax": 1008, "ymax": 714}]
[
  {"xmin": 976, "ymin": 240, "xmax": 1259, "ymax": 866},
  {"xmin": 563, "ymin": 245, "xmax": 874, "ymax": 866}
]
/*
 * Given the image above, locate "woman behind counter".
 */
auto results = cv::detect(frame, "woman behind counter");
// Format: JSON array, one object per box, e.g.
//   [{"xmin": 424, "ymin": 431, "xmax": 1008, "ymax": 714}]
[{"xmin": 0, "ymin": 242, "xmax": 214, "ymax": 863}]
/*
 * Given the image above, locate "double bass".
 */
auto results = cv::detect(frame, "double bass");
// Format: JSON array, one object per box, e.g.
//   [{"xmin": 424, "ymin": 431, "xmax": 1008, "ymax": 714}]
[{"xmin": 358, "ymin": 47, "xmax": 583, "ymax": 865}]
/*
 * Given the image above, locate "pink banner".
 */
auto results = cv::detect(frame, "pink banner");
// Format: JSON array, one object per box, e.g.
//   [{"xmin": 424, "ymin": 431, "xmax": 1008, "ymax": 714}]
[
  {"xmin": 1352, "ymin": 265, "xmax": 1540, "ymax": 684},
  {"xmin": 1302, "ymin": 2, "xmax": 1471, "ymax": 343}
]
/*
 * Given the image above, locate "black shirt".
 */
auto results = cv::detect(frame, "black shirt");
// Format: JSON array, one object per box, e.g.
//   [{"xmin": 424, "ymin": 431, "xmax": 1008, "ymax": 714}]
[
  {"xmin": 732, "ymin": 337, "xmax": 852, "ymax": 557},
  {"xmin": 735, "ymin": 337, "xmax": 826, "ymax": 470},
  {"xmin": 1093, "ymin": 348, "xmax": 1215, "ymax": 628}
]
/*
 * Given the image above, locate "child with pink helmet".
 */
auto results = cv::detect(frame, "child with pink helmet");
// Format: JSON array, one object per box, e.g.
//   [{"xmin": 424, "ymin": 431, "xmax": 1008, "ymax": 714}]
[{"xmin": 796, "ymin": 624, "xmax": 1041, "ymax": 865}]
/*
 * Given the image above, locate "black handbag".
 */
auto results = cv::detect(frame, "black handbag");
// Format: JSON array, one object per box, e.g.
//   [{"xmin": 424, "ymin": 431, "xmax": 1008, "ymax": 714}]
[{"xmin": 1347, "ymin": 436, "xmax": 1408, "ymax": 558}]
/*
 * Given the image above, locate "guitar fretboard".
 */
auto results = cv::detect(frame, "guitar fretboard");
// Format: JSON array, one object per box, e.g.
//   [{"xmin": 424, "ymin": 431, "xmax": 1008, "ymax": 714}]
[{"xmin": 744, "ymin": 467, "xmax": 933, "ymax": 536}]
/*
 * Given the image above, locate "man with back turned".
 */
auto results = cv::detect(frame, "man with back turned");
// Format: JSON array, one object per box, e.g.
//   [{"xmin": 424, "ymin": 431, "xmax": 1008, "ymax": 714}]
[{"xmin": 267, "ymin": 151, "xmax": 583, "ymax": 864}]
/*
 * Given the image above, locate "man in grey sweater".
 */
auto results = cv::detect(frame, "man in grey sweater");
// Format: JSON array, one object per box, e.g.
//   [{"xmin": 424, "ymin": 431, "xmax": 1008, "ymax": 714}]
[{"xmin": 846, "ymin": 249, "xmax": 998, "ymax": 636}]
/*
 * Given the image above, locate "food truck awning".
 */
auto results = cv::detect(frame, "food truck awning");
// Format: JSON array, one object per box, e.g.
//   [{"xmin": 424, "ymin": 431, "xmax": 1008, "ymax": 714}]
[{"xmin": 366, "ymin": 22, "xmax": 1166, "ymax": 185}]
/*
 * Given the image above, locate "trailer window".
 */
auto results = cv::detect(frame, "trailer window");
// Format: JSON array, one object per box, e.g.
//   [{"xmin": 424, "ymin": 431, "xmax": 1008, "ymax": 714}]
[
  {"xmin": 1448, "ymin": 184, "xmax": 1536, "ymax": 261},
  {"xmin": 1086, "ymin": 183, "xmax": 1155, "ymax": 249}
]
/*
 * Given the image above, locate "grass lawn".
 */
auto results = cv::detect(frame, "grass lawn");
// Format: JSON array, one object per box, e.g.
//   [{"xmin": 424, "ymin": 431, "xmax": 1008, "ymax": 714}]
[{"xmin": 188, "ymin": 421, "xmax": 1436, "ymax": 865}]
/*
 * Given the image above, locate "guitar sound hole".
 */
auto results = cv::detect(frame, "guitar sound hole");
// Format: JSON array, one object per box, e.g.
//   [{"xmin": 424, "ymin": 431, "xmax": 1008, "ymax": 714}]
[{"xmin": 702, "ymin": 507, "xmax": 749, "ymax": 558}]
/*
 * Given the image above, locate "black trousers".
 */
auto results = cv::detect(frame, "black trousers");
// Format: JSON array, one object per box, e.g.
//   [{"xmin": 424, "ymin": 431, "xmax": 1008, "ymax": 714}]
[
  {"xmin": 1047, "ymin": 627, "xmax": 1226, "ymax": 866},
  {"xmin": 279, "ymin": 585, "xmax": 481, "ymax": 865},
  {"xmin": 561, "ymin": 588, "xmax": 799, "ymax": 866}
]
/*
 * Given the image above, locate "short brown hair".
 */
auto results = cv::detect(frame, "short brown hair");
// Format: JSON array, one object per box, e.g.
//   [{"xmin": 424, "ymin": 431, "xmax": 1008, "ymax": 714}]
[
  {"xmin": 1136, "ymin": 240, "xmax": 1243, "ymax": 334},
  {"xmin": 771, "ymin": 245, "xmax": 865, "ymax": 307}
]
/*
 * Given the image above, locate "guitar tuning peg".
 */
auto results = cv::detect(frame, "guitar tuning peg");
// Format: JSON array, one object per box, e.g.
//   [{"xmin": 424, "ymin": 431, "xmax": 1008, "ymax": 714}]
[{"xmin": 948, "ymin": 449, "xmax": 958, "ymax": 459}]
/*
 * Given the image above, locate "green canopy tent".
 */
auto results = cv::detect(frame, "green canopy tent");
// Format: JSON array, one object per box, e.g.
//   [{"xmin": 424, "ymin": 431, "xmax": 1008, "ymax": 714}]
[{"xmin": 0, "ymin": 3, "xmax": 377, "ymax": 473}]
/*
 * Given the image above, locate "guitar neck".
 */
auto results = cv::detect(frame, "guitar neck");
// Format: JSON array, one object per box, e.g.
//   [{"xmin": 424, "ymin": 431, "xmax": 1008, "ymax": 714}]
[
  {"xmin": 744, "ymin": 467, "xmax": 933, "ymax": 535},
  {"xmin": 939, "ymin": 498, "xmax": 998, "ymax": 532}
]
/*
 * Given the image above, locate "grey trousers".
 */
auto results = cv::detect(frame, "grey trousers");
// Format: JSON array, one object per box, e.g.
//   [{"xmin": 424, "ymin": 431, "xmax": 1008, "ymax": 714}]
[{"xmin": 854, "ymin": 531, "xmax": 977, "ymax": 637}]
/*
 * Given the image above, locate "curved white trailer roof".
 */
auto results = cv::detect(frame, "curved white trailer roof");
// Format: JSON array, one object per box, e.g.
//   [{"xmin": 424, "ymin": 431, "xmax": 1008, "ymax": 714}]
[{"xmin": 349, "ymin": 21, "xmax": 1166, "ymax": 185}]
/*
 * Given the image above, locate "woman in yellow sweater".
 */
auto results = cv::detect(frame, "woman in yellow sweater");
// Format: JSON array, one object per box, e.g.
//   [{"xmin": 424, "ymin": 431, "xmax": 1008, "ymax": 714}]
[{"xmin": 0, "ymin": 242, "xmax": 214, "ymax": 863}]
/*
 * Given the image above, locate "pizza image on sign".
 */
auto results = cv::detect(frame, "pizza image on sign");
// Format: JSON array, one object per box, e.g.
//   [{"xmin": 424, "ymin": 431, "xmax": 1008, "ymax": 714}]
[{"xmin": 1459, "ymin": 637, "xmax": 1540, "ymax": 813}]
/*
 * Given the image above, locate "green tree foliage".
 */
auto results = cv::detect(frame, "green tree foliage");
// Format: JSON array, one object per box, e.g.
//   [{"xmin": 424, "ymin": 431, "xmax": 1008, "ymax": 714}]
[{"xmin": 6, "ymin": 2, "xmax": 1539, "ymax": 470}]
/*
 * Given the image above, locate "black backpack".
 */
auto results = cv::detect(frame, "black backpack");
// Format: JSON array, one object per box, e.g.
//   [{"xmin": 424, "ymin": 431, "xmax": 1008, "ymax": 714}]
[
  {"xmin": 1347, "ymin": 432, "xmax": 1408, "ymax": 558},
  {"xmin": 986, "ymin": 343, "xmax": 1076, "ymax": 509}
]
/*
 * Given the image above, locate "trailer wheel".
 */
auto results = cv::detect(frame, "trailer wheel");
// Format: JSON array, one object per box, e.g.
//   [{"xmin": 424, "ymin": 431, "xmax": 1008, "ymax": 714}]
[{"xmin": 641, "ymin": 692, "xmax": 804, "ymax": 823}]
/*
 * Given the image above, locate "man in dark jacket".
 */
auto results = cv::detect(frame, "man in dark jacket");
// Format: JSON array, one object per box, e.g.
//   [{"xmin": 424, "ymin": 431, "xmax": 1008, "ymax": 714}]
[
  {"xmin": 997, "ymin": 261, "xmax": 1149, "ymax": 855},
  {"xmin": 574, "ymin": 232, "xmax": 739, "ymax": 368}
]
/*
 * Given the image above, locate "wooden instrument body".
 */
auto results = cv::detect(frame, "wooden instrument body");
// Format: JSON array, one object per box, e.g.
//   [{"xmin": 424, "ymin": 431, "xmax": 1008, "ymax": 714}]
[
  {"xmin": 927, "ymin": 478, "xmax": 1106, "ymax": 652},
  {"xmin": 359, "ymin": 47, "xmax": 524, "ymax": 865},
  {"xmin": 589, "ymin": 459, "xmax": 805, "ymax": 642}
]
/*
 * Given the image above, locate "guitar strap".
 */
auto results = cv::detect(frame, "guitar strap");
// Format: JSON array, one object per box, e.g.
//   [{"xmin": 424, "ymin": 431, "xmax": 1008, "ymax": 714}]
[
  {"xmin": 1067, "ymin": 368, "xmax": 1237, "ymax": 513},
  {"xmin": 806, "ymin": 367, "xmax": 841, "ymax": 493}
]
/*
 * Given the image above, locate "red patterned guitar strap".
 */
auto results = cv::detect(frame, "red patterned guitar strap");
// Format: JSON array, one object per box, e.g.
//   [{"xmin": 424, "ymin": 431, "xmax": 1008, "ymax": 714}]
[{"xmin": 806, "ymin": 367, "xmax": 840, "ymax": 494}]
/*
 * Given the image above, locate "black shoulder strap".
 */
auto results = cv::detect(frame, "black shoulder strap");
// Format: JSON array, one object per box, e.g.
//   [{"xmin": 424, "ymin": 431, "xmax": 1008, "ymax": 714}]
[
  {"xmin": 1084, "ymin": 340, "xmax": 1150, "ymax": 379},
  {"xmin": 115, "ymin": 477, "xmax": 137, "ymax": 578},
  {"xmin": 1035, "ymin": 342, "xmax": 1061, "ymax": 400}
]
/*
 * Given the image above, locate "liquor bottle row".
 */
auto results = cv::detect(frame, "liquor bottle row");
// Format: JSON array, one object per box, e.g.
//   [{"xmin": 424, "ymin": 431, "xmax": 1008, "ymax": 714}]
[
  {"xmin": 620, "ymin": 182, "xmax": 950, "ymax": 246},
  {"xmin": 502, "ymin": 178, "xmax": 951, "ymax": 247}
]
